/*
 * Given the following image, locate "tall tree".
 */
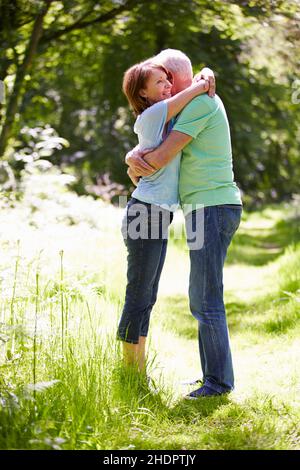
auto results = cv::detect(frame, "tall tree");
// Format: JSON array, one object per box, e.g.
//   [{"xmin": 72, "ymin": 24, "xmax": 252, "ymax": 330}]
[
  {"xmin": 0, "ymin": 0, "xmax": 141, "ymax": 157},
  {"xmin": 0, "ymin": 0, "xmax": 53, "ymax": 157}
]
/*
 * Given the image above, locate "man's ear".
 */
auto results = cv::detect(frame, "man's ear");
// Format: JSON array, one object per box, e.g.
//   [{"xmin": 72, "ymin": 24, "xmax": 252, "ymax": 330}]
[{"xmin": 168, "ymin": 71, "xmax": 174, "ymax": 84}]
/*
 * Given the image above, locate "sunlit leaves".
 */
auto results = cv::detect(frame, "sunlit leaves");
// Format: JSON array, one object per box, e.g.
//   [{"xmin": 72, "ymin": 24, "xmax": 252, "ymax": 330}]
[{"xmin": 0, "ymin": 0, "xmax": 299, "ymax": 203}]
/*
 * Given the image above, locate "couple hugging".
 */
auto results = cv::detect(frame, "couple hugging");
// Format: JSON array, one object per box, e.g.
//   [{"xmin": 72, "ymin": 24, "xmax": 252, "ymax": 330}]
[{"xmin": 117, "ymin": 49, "xmax": 242, "ymax": 399}]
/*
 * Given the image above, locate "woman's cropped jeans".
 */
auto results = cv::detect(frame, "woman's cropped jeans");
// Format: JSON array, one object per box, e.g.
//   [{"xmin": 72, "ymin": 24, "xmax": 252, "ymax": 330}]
[{"xmin": 118, "ymin": 198, "xmax": 173, "ymax": 344}]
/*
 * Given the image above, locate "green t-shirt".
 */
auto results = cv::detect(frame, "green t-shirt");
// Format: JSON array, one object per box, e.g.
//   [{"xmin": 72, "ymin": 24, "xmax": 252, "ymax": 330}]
[{"xmin": 172, "ymin": 94, "xmax": 242, "ymax": 213}]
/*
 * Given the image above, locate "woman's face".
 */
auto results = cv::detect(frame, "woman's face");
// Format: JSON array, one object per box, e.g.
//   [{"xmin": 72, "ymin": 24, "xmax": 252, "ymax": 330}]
[{"xmin": 139, "ymin": 68, "xmax": 172, "ymax": 104}]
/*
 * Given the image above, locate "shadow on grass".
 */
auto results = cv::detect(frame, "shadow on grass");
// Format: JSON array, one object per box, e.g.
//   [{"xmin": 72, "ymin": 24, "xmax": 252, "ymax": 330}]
[
  {"xmin": 158, "ymin": 295, "xmax": 255, "ymax": 337},
  {"xmin": 167, "ymin": 393, "xmax": 231, "ymax": 422},
  {"xmin": 157, "ymin": 293, "xmax": 299, "ymax": 337},
  {"xmin": 111, "ymin": 363, "xmax": 231, "ymax": 426},
  {"xmin": 157, "ymin": 295, "xmax": 197, "ymax": 340},
  {"xmin": 171, "ymin": 213, "xmax": 299, "ymax": 267},
  {"xmin": 112, "ymin": 380, "xmax": 287, "ymax": 450},
  {"xmin": 158, "ymin": 295, "xmax": 253, "ymax": 338},
  {"xmin": 227, "ymin": 216, "xmax": 300, "ymax": 266},
  {"xmin": 224, "ymin": 301, "xmax": 252, "ymax": 332},
  {"xmin": 225, "ymin": 295, "xmax": 299, "ymax": 335},
  {"xmin": 109, "ymin": 366, "xmax": 297, "ymax": 450}
]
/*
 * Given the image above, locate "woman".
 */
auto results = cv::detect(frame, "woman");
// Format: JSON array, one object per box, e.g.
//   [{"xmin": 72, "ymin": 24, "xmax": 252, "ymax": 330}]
[{"xmin": 118, "ymin": 59, "xmax": 209, "ymax": 374}]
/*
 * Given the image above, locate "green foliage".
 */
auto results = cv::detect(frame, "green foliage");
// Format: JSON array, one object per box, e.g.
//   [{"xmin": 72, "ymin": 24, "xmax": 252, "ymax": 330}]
[
  {"xmin": 0, "ymin": 173, "xmax": 299, "ymax": 449},
  {"xmin": 0, "ymin": 0, "xmax": 299, "ymax": 203}
]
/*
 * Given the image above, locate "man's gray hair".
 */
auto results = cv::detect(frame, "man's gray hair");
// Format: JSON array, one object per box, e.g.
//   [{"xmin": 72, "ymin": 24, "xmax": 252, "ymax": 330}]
[{"xmin": 154, "ymin": 49, "xmax": 193, "ymax": 80}]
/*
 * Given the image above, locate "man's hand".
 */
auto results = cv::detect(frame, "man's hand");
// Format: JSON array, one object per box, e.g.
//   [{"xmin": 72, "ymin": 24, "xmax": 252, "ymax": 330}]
[
  {"xmin": 194, "ymin": 67, "xmax": 216, "ymax": 98},
  {"xmin": 125, "ymin": 147, "xmax": 157, "ymax": 176}
]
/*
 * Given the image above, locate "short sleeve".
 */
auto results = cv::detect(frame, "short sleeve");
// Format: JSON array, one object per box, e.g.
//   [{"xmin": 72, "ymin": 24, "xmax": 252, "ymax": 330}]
[
  {"xmin": 172, "ymin": 95, "xmax": 219, "ymax": 139},
  {"xmin": 134, "ymin": 100, "xmax": 168, "ymax": 149}
]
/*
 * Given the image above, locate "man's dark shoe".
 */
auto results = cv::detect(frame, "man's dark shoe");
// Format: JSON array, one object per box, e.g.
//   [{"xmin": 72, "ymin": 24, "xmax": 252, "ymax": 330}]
[{"xmin": 185, "ymin": 385, "xmax": 227, "ymax": 399}]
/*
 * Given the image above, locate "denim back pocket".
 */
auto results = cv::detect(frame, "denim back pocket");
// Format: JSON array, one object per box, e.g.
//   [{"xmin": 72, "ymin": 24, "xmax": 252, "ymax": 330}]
[{"xmin": 218, "ymin": 205, "xmax": 242, "ymax": 238}]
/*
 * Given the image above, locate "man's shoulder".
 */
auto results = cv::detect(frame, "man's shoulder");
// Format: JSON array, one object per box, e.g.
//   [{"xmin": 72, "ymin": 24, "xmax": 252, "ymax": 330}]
[
  {"xmin": 191, "ymin": 93, "xmax": 221, "ymax": 108},
  {"xmin": 182, "ymin": 94, "xmax": 221, "ymax": 116}
]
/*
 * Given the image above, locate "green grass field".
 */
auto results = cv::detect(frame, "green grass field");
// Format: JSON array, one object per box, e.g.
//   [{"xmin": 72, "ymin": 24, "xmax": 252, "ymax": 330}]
[{"xmin": 0, "ymin": 180, "xmax": 299, "ymax": 450}]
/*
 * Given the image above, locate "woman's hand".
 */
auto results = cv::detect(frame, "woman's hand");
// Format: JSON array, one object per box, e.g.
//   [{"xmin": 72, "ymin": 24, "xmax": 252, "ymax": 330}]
[
  {"xmin": 194, "ymin": 67, "xmax": 216, "ymax": 97},
  {"xmin": 192, "ymin": 78, "xmax": 210, "ymax": 94}
]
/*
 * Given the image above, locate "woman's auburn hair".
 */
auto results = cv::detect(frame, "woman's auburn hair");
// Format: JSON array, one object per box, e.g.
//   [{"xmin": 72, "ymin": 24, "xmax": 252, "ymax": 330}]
[{"xmin": 122, "ymin": 60, "xmax": 172, "ymax": 117}]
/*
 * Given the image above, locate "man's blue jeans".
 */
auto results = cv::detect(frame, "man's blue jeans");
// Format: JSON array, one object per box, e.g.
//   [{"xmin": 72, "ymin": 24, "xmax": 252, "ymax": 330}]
[
  {"xmin": 118, "ymin": 198, "xmax": 173, "ymax": 344},
  {"xmin": 188, "ymin": 204, "xmax": 242, "ymax": 394}
]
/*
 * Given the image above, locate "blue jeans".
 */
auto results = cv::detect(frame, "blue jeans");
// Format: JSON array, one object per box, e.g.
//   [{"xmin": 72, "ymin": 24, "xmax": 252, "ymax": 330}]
[
  {"xmin": 188, "ymin": 204, "xmax": 242, "ymax": 393},
  {"xmin": 118, "ymin": 198, "xmax": 173, "ymax": 344}
]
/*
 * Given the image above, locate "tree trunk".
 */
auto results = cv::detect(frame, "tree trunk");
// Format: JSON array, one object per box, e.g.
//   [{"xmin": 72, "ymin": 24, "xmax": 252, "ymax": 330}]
[{"xmin": 0, "ymin": 0, "xmax": 53, "ymax": 158}]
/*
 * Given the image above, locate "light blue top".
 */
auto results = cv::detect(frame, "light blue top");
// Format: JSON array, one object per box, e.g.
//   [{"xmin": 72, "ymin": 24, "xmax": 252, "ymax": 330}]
[{"xmin": 131, "ymin": 100, "xmax": 181, "ymax": 211}]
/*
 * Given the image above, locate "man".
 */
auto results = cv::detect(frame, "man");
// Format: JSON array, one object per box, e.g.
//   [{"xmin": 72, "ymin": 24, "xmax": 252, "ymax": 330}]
[{"xmin": 126, "ymin": 49, "xmax": 242, "ymax": 398}]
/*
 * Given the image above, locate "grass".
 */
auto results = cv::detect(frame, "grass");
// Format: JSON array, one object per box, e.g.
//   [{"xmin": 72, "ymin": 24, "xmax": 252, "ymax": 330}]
[{"xmin": 0, "ymin": 182, "xmax": 299, "ymax": 449}]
